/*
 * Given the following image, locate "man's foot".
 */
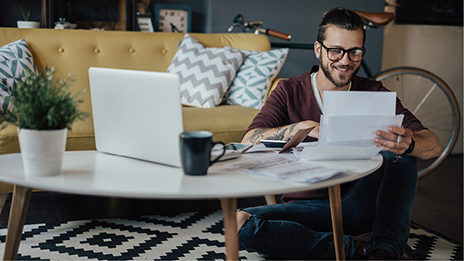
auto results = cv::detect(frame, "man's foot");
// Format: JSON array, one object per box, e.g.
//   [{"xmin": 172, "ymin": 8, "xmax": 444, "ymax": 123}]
[
  {"xmin": 369, "ymin": 245, "xmax": 416, "ymax": 260},
  {"xmin": 369, "ymin": 249, "xmax": 395, "ymax": 260},
  {"xmin": 353, "ymin": 234, "xmax": 370, "ymax": 260},
  {"xmin": 236, "ymin": 211, "xmax": 252, "ymax": 233},
  {"xmin": 399, "ymin": 245, "xmax": 417, "ymax": 260},
  {"xmin": 353, "ymin": 233, "xmax": 416, "ymax": 260}
]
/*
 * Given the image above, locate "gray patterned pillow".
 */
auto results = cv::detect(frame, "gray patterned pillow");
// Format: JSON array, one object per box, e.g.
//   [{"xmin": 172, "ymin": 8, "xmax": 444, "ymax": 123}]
[
  {"xmin": 223, "ymin": 47, "xmax": 288, "ymax": 109},
  {"xmin": 167, "ymin": 34, "xmax": 245, "ymax": 108},
  {"xmin": 0, "ymin": 39, "xmax": 38, "ymax": 113}
]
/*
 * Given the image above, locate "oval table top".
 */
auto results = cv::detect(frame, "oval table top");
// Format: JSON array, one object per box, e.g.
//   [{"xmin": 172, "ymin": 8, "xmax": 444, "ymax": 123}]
[{"xmin": 0, "ymin": 151, "xmax": 383, "ymax": 199}]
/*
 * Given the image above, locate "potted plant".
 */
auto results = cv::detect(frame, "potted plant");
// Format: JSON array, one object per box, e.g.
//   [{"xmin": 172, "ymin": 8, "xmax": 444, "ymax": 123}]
[
  {"xmin": 0, "ymin": 67, "xmax": 86, "ymax": 176},
  {"xmin": 17, "ymin": 4, "xmax": 40, "ymax": 28},
  {"xmin": 55, "ymin": 0, "xmax": 77, "ymax": 29}
]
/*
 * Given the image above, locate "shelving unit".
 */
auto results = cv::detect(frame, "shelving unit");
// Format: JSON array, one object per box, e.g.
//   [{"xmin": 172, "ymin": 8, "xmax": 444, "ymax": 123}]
[
  {"xmin": 38, "ymin": 0, "xmax": 135, "ymax": 30},
  {"xmin": 41, "ymin": 0, "xmax": 52, "ymax": 28}
]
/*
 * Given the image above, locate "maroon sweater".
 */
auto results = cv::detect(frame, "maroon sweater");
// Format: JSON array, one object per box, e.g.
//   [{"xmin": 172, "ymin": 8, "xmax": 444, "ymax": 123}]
[{"xmin": 245, "ymin": 66, "xmax": 426, "ymax": 202}]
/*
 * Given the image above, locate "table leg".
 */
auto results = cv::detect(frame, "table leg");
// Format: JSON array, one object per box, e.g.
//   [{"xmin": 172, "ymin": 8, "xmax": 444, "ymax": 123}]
[
  {"xmin": 3, "ymin": 185, "xmax": 32, "ymax": 260},
  {"xmin": 264, "ymin": 195, "xmax": 276, "ymax": 205},
  {"xmin": 328, "ymin": 184, "xmax": 345, "ymax": 260},
  {"xmin": 220, "ymin": 198, "xmax": 239, "ymax": 260}
]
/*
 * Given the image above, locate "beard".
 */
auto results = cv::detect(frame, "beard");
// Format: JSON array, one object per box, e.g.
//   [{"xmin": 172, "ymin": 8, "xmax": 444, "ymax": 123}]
[{"xmin": 319, "ymin": 54, "xmax": 360, "ymax": 88}]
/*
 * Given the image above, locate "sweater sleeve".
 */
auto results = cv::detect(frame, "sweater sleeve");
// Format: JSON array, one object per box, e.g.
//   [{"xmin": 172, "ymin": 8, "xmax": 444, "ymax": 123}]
[{"xmin": 244, "ymin": 80, "xmax": 290, "ymax": 135}]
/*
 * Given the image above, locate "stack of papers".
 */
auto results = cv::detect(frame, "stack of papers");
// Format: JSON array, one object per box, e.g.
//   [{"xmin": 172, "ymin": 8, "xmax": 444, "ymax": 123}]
[
  {"xmin": 302, "ymin": 91, "xmax": 403, "ymax": 161},
  {"xmin": 224, "ymin": 154, "xmax": 349, "ymax": 183},
  {"xmin": 226, "ymin": 92, "xmax": 402, "ymax": 182}
]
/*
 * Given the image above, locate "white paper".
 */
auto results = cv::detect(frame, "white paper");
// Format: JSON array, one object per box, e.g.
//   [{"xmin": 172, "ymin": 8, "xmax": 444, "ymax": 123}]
[
  {"xmin": 245, "ymin": 143, "xmax": 281, "ymax": 153},
  {"xmin": 325, "ymin": 115, "xmax": 404, "ymax": 143},
  {"xmin": 300, "ymin": 145, "xmax": 382, "ymax": 161},
  {"xmin": 223, "ymin": 154, "xmax": 350, "ymax": 183},
  {"xmin": 308, "ymin": 91, "xmax": 402, "ymax": 160},
  {"xmin": 323, "ymin": 91, "xmax": 396, "ymax": 116}
]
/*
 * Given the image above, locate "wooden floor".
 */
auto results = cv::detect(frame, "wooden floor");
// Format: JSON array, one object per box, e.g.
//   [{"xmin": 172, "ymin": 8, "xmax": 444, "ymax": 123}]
[
  {"xmin": 0, "ymin": 154, "xmax": 462, "ymax": 244},
  {"xmin": 411, "ymin": 154, "xmax": 463, "ymax": 244}
]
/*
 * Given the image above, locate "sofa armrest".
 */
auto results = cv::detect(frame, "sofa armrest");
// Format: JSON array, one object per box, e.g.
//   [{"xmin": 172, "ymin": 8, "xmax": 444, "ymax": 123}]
[{"xmin": 266, "ymin": 78, "xmax": 285, "ymax": 100}]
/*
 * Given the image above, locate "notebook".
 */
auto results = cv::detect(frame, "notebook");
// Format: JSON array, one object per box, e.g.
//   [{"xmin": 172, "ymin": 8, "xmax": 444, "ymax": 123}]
[{"xmin": 89, "ymin": 67, "xmax": 183, "ymax": 167}]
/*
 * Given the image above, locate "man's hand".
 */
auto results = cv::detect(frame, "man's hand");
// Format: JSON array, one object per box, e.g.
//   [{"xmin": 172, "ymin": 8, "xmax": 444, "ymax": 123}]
[
  {"xmin": 374, "ymin": 127, "xmax": 441, "ymax": 160},
  {"xmin": 374, "ymin": 126, "xmax": 413, "ymax": 155}
]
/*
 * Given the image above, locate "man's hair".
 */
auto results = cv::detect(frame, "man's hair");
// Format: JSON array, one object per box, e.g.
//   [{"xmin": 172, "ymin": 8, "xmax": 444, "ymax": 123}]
[{"xmin": 317, "ymin": 7, "xmax": 366, "ymax": 45}]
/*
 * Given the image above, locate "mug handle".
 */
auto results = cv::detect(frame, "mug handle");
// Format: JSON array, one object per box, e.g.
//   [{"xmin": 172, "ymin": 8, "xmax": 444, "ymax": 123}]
[{"xmin": 210, "ymin": 141, "xmax": 226, "ymax": 166}]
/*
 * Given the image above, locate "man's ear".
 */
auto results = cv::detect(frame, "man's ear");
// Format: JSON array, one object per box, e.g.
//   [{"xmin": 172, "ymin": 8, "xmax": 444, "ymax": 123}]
[{"xmin": 314, "ymin": 41, "xmax": 321, "ymax": 60}]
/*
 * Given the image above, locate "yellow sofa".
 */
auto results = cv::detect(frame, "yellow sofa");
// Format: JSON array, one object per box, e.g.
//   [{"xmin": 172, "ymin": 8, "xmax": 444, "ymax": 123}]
[{"xmin": 0, "ymin": 27, "xmax": 278, "ymax": 193}]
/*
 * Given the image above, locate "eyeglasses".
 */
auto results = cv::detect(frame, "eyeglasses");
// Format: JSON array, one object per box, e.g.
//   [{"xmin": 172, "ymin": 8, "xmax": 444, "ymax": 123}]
[{"xmin": 320, "ymin": 42, "xmax": 366, "ymax": 62}]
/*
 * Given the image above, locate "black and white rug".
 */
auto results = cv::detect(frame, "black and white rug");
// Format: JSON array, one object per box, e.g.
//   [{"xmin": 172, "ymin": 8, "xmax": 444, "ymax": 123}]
[{"xmin": 0, "ymin": 210, "xmax": 461, "ymax": 260}]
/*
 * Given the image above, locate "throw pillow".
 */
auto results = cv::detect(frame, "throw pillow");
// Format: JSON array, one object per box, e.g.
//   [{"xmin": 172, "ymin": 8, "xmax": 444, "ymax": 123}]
[
  {"xmin": 223, "ymin": 47, "xmax": 288, "ymax": 109},
  {"xmin": 0, "ymin": 39, "xmax": 38, "ymax": 113},
  {"xmin": 167, "ymin": 34, "xmax": 245, "ymax": 108}
]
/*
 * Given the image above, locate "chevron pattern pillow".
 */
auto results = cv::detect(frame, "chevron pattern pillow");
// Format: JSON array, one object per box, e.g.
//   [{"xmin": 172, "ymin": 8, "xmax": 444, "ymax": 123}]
[
  {"xmin": 223, "ymin": 47, "xmax": 288, "ymax": 109},
  {"xmin": 167, "ymin": 34, "xmax": 245, "ymax": 108},
  {"xmin": 0, "ymin": 39, "xmax": 38, "ymax": 113}
]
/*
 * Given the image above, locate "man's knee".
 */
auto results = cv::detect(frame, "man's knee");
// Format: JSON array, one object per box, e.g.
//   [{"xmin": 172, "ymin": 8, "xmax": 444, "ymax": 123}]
[
  {"xmin": 381, "ymin": 151, "xmax": 417, "ymax": 166},
  {"xmin": 381, "ymin": 152, "xmax": 418, "ymax": 176},
  {"xmin": 236, "ymin": 210, "xmax": 252, "ymax": 233}
]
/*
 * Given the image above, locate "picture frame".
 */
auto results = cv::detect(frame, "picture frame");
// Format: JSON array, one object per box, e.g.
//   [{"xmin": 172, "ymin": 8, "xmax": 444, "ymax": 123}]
[{"xmin": 136, "ymin": 14, "xmax": 154, "ymax": 32}]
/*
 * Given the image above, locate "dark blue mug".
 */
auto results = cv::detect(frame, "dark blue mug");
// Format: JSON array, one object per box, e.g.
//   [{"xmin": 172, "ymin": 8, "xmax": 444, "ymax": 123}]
[{"xmin": 179, "ymin": 131, "xmax": 226, "ymax": 175}]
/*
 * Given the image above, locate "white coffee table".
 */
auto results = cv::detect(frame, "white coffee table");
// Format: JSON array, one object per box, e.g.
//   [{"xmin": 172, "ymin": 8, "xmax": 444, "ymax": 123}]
[{"xmin": 0, "ymin": 151, "xmax": 382, "ymax": 260}]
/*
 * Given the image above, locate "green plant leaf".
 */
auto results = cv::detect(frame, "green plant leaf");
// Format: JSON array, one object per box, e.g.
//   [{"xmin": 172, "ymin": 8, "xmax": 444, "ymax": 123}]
[
  {"xmin": 19, "ymin": 4, "xmax": 32, "ymax": 21},
  {"xmin": 0, "ymin": 66, "xmax": 87, "ymax": 130}
]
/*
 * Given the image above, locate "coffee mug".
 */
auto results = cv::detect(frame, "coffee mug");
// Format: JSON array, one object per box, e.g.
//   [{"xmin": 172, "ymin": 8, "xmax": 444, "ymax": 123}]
[{"xmin": 179, "ymin": 131, "xmax": 226, "ymax": 175}]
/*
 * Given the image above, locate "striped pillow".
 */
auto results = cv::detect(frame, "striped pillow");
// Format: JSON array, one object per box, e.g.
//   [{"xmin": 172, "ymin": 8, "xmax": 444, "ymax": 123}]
[
  {"xmin": 167, "ymin": 34, "xmax": 245, "ymax": 108},
  {"xmin": 0, "ymin": 39, "xmax": 38, "ymax": 113}
]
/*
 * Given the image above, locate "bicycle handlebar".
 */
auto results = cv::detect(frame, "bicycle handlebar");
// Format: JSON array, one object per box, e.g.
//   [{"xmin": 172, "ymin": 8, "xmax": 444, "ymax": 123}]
[
  {"xmin": 255, "ymin": 27, "xmax": 292, "ymax": 41},
  {"xmin": 228, "ymin": 14, "xmax": 292, "ymax": 41},
  {"xmin": 228, "ymin": 11, "xmax": 394, "ymax": 41}
]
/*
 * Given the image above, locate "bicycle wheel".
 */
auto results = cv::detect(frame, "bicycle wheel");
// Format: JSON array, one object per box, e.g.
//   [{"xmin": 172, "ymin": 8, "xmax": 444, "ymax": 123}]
[{"xmin": 375, "ymin": 67, "xmax": 460, "ymax": 178}]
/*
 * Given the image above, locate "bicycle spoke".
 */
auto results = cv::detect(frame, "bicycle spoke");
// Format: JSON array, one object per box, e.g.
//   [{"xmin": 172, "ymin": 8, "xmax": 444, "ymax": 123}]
[
  {"xmin": 408, "ymin": 75, "xmax": 423, "ymax": 108},
  {"xmin": 412, "ymin": 83, "xmax": 436, "ymax": 115}
]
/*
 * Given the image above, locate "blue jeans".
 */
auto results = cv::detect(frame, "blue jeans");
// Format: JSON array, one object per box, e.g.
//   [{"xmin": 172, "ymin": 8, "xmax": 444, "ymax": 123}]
[{"xmin": 238, "ymin": 151, "xmax": 418, "ymax": 259}]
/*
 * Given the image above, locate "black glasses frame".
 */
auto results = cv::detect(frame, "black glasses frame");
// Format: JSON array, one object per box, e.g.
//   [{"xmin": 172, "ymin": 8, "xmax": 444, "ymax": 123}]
[{"xmin": 320, "ymin": 42, "xmax": 366, "ymax": 62}]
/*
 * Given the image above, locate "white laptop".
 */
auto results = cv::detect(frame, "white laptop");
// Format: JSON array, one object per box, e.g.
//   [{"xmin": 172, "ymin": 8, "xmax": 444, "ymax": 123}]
[{"xmin": 88, "ymin": 67, "xmax": 183, "ymax": 167}]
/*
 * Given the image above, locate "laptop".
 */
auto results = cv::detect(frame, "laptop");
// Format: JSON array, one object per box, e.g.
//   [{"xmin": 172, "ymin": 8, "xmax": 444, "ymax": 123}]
[{"xmin": 89, "ymin": 67, "xmax": 183, "ymax": 167}]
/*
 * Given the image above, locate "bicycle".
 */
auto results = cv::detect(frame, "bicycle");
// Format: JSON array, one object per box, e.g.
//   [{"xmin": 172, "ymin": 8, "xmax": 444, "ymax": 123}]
[{"xmin": 228, "ymin": 12, "xmax": 460, "ymax": 179}]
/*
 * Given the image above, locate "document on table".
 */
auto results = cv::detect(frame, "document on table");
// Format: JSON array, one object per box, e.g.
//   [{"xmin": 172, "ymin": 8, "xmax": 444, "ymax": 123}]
[
  {"xmin": 223, "ymin": 154, "xmax": 350, "ymax": 183},
  {"xmin": 245, "ymin": 144, "xmax": 281, "ymax": 153},
  {"xmin": 300, "ymin": 145, "xmax": 383, "ymax": 161},
  {"xmin": 302, "ymin": 91, "xmax": 404, "ymax": 161}
]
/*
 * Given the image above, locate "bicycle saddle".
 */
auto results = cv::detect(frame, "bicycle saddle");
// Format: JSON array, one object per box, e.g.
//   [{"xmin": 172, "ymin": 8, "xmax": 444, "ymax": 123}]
[{"xmin": 353, "ymin": 11, "xmax": 395, "ymax": 26}]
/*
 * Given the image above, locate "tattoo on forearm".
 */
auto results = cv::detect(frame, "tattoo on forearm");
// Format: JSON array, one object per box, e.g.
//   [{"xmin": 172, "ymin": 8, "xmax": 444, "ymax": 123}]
[
  {"xmin": 288, "ymin": 123, "xmax": 297, "ymax": 133},
  {"xmin": 248, "ymin": 123, "xmax": 299, "ymax": 143},
  {"xmin": 286, "ymin": 123, "xmax": 297, "ymax": 141},
  {"xmin": 267, "ymin": 126, "xmax": 288, "ymax": 140},
  {"xmin": 248, "ymin": 129, "xmax": 268, "ymax": 143}
]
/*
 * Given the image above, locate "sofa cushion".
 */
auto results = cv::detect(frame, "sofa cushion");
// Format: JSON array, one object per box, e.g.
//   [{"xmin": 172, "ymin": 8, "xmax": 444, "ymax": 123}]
[
  {"xmin": 167, "ymin": 34, "xmax": 245, "ymax": 108},
  {"xmin": 0, "ymin": 115, "xmax": 96, "ymax": 155},
  {"xmin": 0, "ymin": 39, "xmax": 38, "ymax": 113},
  {"xmin": 182, "ymin": 105, "xmax": 259, "ymax": 143},
  {"xmin": 223, "ymin": 47, "xmax": 288, "ymax": 109}
]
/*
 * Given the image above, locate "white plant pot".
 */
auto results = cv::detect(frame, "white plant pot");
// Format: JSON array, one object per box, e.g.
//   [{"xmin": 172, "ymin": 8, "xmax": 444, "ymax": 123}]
[
  {"xmin": 18, "ymin": 128, "xmax": 67, "ymax": 177},
  {"xmin": 17, "ymin": 21, "xmax": 40, "ymax": 28}
]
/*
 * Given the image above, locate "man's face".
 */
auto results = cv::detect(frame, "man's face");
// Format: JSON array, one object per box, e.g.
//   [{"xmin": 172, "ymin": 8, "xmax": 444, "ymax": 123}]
[{"xmin": 316, "ymin": 25, "xmax": 364, "ymax": 88}]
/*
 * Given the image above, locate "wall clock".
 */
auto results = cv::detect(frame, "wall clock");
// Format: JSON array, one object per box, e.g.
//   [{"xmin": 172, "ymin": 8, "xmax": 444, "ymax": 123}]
[{"xmin": 154, "ymin": 4, "xmax": 192, "ymax": 33}]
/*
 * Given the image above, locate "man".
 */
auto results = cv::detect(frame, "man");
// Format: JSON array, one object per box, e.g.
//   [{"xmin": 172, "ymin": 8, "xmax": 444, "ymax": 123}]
[{"xmin": 237, "ymin": 7, "xmax": 441, "ymax": 260}]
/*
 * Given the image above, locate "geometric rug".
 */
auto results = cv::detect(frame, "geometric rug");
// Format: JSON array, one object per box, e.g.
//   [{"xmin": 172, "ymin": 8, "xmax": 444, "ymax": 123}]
[{"xmin": 0, "ymin": 210, "xmax": 461, "ymax": 260}]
